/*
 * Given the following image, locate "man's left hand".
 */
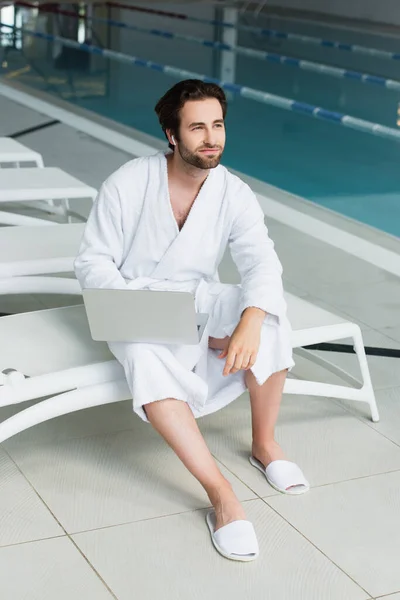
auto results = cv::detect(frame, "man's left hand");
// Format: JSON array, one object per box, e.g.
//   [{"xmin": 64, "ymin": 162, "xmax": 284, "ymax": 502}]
[{"xmin": 219, "ymin": 307, "xmax": 266, "ymax": 376}]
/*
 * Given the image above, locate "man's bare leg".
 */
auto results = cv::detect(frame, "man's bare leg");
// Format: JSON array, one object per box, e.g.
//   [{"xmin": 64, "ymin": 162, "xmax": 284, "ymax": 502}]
[
  {"xmin": 209, "ymin": 336, "xmax": 288, "ymax": 468},
  {"xmin": 245, "ymin": 369, "xmax": 288, "ymax": 468},
  {"xmin": 144, "ymin": 398, "xmax": 246, "ymax": 531}
]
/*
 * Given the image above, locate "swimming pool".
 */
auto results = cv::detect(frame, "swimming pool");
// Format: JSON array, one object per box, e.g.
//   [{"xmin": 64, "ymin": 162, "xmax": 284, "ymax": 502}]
[{"xmin": 1, "ymin": 3, "xmax": 400, "ymax": 237}]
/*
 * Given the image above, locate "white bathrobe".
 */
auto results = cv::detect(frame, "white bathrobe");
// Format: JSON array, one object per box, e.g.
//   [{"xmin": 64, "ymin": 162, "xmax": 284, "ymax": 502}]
[{"xmin": 74, "ymin": 151, "xmax": 294, "ymax": 422}]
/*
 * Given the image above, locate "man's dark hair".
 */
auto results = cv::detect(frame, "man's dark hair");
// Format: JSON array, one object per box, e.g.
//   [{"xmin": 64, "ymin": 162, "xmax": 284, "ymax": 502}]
[{"xmin": 154, "ymin": 79, "xmax": 227, "ymax": 150}]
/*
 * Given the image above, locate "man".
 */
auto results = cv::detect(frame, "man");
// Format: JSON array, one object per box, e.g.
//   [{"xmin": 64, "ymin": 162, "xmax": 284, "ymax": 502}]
[{"xmin": 74, "ymin": 79, "xmax": 309, "ymax": 562}]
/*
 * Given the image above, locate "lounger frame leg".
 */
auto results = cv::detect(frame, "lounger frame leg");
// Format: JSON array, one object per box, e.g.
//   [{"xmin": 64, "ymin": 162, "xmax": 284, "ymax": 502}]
[
  {"xmin": 292, "ymin": 324, "xmax": 379, "ymax": 422},
  {"xmin": 352, "ymin": 327, "xmax": 379, "ymax": 422},
  {"xmin": 0, "ymin": 380, "xmax": 131, "ymax": 443}
]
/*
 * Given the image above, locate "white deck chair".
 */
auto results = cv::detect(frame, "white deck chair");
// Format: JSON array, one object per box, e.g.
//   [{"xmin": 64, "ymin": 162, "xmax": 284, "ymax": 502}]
[
  {"xmin": 0, "ymin": 137, "xmax": 44, "ymax": 168},
  {"xmin": 0, "ymin": 167, "xmax": 97, "ymax": 225},
  {"xmin": 0, "ymin": 224, "xmax": 84, "ymax": 287},
  {"xmin": 0, "ymin": 294, "xmax": 379, "ymax": 444}
]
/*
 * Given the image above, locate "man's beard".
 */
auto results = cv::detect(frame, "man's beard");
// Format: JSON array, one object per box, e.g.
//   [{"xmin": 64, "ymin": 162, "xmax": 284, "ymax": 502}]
[{"xmin": 177, "ymin": 142, "xmax": 223, "ymax": 170}]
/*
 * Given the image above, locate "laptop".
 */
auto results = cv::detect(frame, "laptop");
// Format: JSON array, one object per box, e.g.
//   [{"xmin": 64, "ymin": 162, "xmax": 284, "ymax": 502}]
[{"xmin": 82, "ymin": 288, "xmax": 209, "ymax": 345}]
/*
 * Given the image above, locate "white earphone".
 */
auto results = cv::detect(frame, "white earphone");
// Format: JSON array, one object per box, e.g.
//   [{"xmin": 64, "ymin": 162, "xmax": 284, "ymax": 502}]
[{"xmin": 171, "ymin": 135, "xmax": 176, "ymax": 145}]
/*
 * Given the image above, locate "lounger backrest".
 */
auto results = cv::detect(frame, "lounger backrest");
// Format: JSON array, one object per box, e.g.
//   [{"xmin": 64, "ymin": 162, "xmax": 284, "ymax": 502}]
[
  {"xmin": 0, "ymin": 305, "xmax": 112, "ymax": 377},
  {"xmin": 0, "ymin": 223, "xmax": 85, "ymax": 262}
]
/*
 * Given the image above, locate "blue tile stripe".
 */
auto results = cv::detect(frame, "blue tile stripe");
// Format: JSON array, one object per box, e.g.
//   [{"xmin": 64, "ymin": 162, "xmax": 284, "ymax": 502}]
[{"xmin": 2, "ymin": 24, "xmax": 400, "ymax": 144}]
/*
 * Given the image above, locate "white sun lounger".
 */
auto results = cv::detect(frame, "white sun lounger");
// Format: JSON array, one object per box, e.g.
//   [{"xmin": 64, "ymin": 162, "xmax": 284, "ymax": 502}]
[
  {"xmin": 0, "ymin": 293, "xmax": 379, "ymax": 444},
  {"xmin": 0, "ymin": 223, "xmax": 84, "ymax": 281},
  {"xmin": 0, "ymin": 137, "xmax": 44, "ymax": 168},
  {"xmin": 0, "ymin": 167, "xmax": 97, "ymax": 226}
]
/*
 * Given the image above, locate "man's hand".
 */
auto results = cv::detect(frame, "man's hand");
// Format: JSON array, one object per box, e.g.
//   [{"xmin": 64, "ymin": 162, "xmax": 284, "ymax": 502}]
[{"xmin": 219, "ymin": 307, "xmax": 266, "ymax": 376}]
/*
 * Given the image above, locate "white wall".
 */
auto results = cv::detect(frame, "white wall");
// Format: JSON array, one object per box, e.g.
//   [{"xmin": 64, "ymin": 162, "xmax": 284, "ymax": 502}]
[{"xmin": 268, "ymin": 0, "xmax": 400, "ymax": 26}]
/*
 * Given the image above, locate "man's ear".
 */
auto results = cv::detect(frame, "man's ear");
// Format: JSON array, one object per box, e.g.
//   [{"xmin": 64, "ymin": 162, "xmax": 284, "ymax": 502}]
[{"xmin": 166, "ymin": 130, "xmax": 175, "ymax": 145}]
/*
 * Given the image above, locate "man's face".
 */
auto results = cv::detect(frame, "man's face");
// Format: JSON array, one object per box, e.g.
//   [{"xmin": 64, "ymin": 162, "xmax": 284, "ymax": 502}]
[{"xmin": 174, "ymin": 98, "xmax": 226, "ymax": 170}]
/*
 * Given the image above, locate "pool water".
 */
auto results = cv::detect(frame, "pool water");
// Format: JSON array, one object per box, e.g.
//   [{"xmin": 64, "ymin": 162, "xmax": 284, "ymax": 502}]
[{"xmin": 1, "ymin": 5, "xmax": 400, "ymax": 237}]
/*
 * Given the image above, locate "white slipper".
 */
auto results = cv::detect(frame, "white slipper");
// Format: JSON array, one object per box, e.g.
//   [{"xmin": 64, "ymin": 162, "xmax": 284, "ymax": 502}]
[
  {"xmin": 206, "ymin": 510, "xmax": 259, "ymax": 562},
  {"xmin": 249, "ymin": 456, "xmax": 310, "ymax": 495}
]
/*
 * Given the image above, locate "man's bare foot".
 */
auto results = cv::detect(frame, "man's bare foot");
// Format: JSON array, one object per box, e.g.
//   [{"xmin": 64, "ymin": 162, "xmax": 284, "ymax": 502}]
[
  {"xmin": 252, "ymin": 440, "xmax": 286, "ymax": 469},
  {"xmin": 207, "ymin": 481, "xmax": 247, "ymax": 531}
]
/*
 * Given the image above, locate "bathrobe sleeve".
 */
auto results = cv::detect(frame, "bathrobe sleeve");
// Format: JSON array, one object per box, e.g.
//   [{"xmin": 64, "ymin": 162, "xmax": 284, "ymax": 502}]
[
  {"xmin": 74, "ymin": 178, "xmax": 128, "ymax": 290},
  {"xmin": 228, "ymin": 183, "xmax": 286, "ymax": 322}
]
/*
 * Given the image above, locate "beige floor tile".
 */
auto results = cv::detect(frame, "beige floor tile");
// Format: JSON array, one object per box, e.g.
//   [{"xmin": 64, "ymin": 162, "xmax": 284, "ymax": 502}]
[
  {"xmin": 73, "ymin": 499, "xmax": 369, "ymax": 600},
  {"xmin": 0, "ymin": 536, "xmax": 114, "ymax": 599},
  {"xmin": 199, "ymin": 394, "xmax": 400, "ymax": 497},
  {"xmin": 267, "ymin": 471, "xmax": 400, "ymax": 598},
  {"xmin": 334, "ymin": 386, "xmax": 400, "ymax": 447},
  {"xmin": 0, "ymin": 447, "xmax": 63, "ymax": 547},
  {"xmin": 7, "ymin": 428, "xmax": 256, "ymax": 533}
]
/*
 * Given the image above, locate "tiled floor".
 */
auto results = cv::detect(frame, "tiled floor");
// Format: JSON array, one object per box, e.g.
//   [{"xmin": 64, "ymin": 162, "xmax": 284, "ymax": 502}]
[{"xmin": 1, "ymin": 93, "xmax": 400, "ymax": 599}]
